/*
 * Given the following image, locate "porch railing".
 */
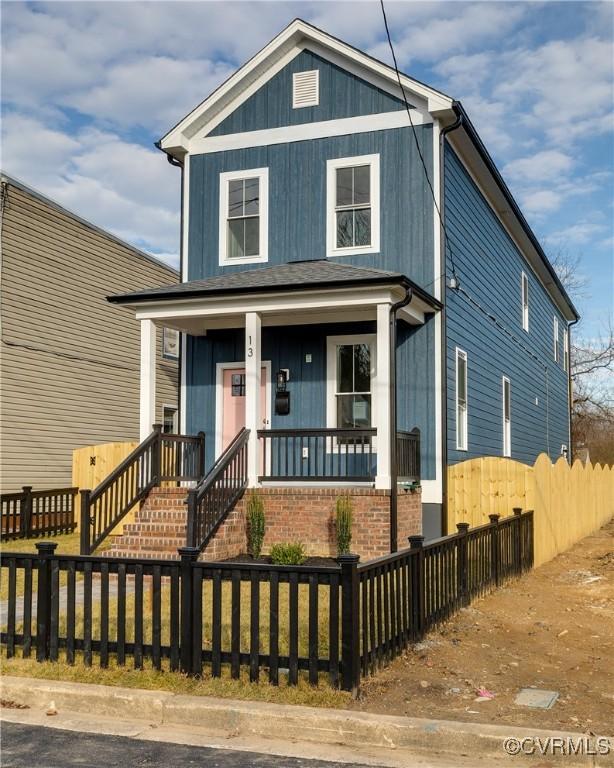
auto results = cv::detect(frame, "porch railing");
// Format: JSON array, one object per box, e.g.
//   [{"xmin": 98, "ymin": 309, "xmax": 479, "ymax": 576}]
[
  {"xmin": 80, "ymin": 425, "xmax": 206, "ymax": 554},
  {"xmin": 186, "ymin": 428, "xmax": 249, "ymax": 552},
  {"xmin": 396, "ymin": 428, "xmax": 420, "ymax": 482},
  {"xmin": 1, "ymin": 486, "xmax": 78, "ymax": 541},
  {"xmin": 258, "ymin": 428, "xmax": 377, "ymax": 482}
]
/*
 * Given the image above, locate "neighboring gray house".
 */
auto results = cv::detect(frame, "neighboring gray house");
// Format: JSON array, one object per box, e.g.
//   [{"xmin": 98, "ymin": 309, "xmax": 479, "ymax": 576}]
[{"xmin": 0, "ymin": 173, "xmax": 179, "ymax": 492}]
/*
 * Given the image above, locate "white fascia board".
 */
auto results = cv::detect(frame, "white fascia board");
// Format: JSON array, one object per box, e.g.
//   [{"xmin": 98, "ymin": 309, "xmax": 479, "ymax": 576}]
[
  {"xmin": 191, "ymin": 110, "xmax": 430, "ymax": 155},
  {"xmin": 160, "ymin": 19, "xmax": 451, "ymax": 155}
]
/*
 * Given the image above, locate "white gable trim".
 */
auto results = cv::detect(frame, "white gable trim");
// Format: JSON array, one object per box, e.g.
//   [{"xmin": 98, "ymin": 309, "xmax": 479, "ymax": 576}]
[
  {"xmin": 191, "ymin": 110, "xmax": 430, "ymax": 155},
  {"xmin": 160, "ymin": 19, "xmax": 451, "ymax": 154}
]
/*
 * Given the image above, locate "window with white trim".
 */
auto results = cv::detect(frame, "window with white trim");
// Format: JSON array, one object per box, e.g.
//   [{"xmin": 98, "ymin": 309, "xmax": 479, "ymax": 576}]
[
  {"xmin": 326, "ymin": 155, "xmax": 380, "ymax": 257},
  {"xmin": 456, "ymin": 348, "xmax": 468, "ymax": 451},
  {"xmin": 553, "ymin": 317, "xmax": 560, "ymax": 363},
  {"xmin": 162, "ymin": 328, "xmax": 179, "ymax": 360},
  {"xmin": 563, "ymin": 327, "xmax": 569, "ymax": 372},
  {"xmin": 326, "ymin": 335, "xmax": 376, "ymax": 431},
  {"xmin": 219, "ymin": 168, "xmax": 268, "ymax": 265},
  {"xmin": 162, "ymin": 405, "xmax": 178, "ymax": 434},
  {"xmin": 521, "ymin": 272, "xmax": 529, "ymax": 332},
  {"xmin": 502, "ymin": 376, "xmax": 511, "ymax": 457}
]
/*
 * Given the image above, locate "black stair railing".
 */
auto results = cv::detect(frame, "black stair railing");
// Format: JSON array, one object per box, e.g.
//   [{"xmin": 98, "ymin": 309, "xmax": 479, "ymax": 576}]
[
  {"xmin": 80, "ymin": 425, "xmax": 206, "ymax": 554},
  {"xmin": 185, "ymin": 428, "xmax": 250, "ymax": 552}
]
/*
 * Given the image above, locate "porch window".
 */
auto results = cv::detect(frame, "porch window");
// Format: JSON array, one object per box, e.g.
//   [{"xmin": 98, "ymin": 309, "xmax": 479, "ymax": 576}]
[
  {"xmin": 162, "ymin": 327, "xmax": 179, "ymax": 360},
  {"xmin": 326, "ymin": 155, "xmax": 380, "ymax": 257},
  {"xmin": 219, "ymin": 167, "xmax": 268, "ymax": 266},
  {"xmin": 502, "ymin": 376, "xmax": 511, "ymax": 457},
  {"xmin": 336, "ymin": 343, "xmax": 372, "ymax": 428},
  {"xmin": 456, "ymin": 348, "xmax": 468, "ymax": 451},
  {"xmin": 162, "ymin": 405, "xmax": 178, "ymax": 434}
]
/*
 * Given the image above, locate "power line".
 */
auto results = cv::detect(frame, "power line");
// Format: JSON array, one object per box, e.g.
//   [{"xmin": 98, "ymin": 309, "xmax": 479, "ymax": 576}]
[{"xmin": 378, "ymin": 0, "xmax": 458, "ymax": 283}]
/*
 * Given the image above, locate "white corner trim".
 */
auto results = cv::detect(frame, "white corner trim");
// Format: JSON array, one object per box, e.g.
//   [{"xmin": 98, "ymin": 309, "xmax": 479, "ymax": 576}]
[
  {"xmin": 326, "ymin": 153, "xmax": 380, "ymax": 258},
  {"xmin": 432, "ymin": 117, "xmax": 443, "ymax": 504},
  {"xmin": 218, "ymin": 167, "xmax": 269, "ymax": 267},
  {"xmin": 181, "ymin": 154, "xmax": 190, "ymax": 282},
  {"xmin": 179, "ymin": 333, "xmax": 187, "ymax": 435},
  {"xmin": 191, "ymin": 110, "xmax": 430, "ymax": 155}
]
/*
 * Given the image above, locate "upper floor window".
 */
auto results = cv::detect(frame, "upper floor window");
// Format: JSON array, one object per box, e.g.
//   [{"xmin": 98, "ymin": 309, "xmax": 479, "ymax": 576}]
[
  {"xmin": 553, "ymin": 317, "xmax": 560, "ymax": 363},
  {"xmin": 326, "ymin": 154, "xmax": 380, "ymax": 258},
  {"xmin": 162, "ymin": 328, "xmax": 179, "ymax": 360},
  {"xmin": 219, "ymin": 167, "xmax": 268, "ymax": 266},
  {"xmin": 502, "ymin": 376, "xmax": 511, "ymax": 457},
  {"xmin": 456, "ymin": 348, "xmax": 468, "ymax": 451},
  {"xmin": 564, "ymin": 327, "xmax": 569, "ymax": 372},
  {"xmin": 521, "ymin": 272, "xmax": 529, "ymax": 332}
]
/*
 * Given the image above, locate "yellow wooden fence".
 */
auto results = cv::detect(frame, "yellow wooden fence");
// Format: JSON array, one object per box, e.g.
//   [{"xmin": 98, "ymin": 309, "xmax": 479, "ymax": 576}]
[
  {"xmin": 447, "ymin": 454, "xmax": 614, "ymax": 567},
  {"xmin": 72, "ymin": 441, "xmax": 138, "ymax": 534}
]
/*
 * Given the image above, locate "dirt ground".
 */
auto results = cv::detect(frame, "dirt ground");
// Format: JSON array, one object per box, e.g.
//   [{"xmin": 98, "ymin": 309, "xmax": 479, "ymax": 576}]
[{"xmin": 353, "ymin": 518, "xmax": 614, "ymax": 735}]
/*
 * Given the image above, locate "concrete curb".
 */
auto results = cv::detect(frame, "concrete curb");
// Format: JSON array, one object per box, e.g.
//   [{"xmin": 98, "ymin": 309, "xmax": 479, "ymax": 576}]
[{"xmin": 1, "ymin": 676, "xmax": 612, "ymax": 766}]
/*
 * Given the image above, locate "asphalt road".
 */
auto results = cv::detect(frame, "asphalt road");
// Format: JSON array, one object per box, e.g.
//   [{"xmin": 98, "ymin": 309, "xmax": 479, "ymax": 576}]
[{"xmin": 1, "ymin": 722, "xmax": 377, "ymax": 768}]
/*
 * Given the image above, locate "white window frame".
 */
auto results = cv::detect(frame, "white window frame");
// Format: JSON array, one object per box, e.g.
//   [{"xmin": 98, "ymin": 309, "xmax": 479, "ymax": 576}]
[
  {"xmin": 218, "ymin": 167, "xmax": 268, "ymax": 267},
  {"xmin": 326, "ymin": 334, "xmax": 377, "ymax": 452},
  {"xmin": 521, "ymin": 271, "xmax": 529, "ymax": 332},
  {"xmin": 162, "ymin": 404, "xmax": 178, "ymax": 434},
  {"xmin": 502, "ymin": 376, "xmax": 511, "ymax": 457},
  {"xmin": 553, "ymin": 316, "xmax": 560, "ymax": 363},
  {"xmin": 455, "ymin": 348, "xmax": 468, "ymax": 451},
  {"xmin": 563, "ymin": 327, "xmax": 569, "ymax": 372},
  {"xmin": 162, "ymin": 327, "xmax": 180, "ymax": 360},
  {"xmin": 326, "ymin": 154, "xmax": 380, "ymax": 258}
]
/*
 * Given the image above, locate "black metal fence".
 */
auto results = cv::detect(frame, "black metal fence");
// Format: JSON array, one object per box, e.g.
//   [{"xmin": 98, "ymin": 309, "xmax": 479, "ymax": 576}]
[
  {"xmin": 1, "ymin": 487, "xmax": 77, "ymax": 541},
  {"xmin": 1, "ymin": 509, "xmax": 533, "ymax": 693}
]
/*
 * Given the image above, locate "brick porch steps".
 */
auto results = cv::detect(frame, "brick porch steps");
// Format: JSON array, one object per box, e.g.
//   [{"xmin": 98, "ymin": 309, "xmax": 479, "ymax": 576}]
[{"xmin": 107, "ymin": 487, "xmax": 189, "ymax": 560}]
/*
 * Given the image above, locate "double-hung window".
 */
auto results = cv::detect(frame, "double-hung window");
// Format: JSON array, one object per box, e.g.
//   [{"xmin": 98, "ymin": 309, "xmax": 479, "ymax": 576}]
[
  {"xmin": 521, "ymin": 272, "xmax": 529, "ymax": 332},
  {"xmin": 563, "ymin": 328, "xmax": 569, "ymax": 372},
  {"xmin": 456, "ymin": 349, "xmax": 468, "ymax": 451},
  {"xmin": 219, "ymin": 168, "xmax": 268, "ymax": 265},
  {"xmin": 553, "ymin": 317, "xmax": 560, "ymax": 363},
  {"xmin": 326, "ymin": 155, "xmax": 380, "ymax": 257},
  {"xmin": 162, "ymin": 328, "xmax": 179, "ymax": 360},
  {"xmin": 502, "ymin": 377, "xmax": 511, "ymax": 457},
  {"xmin": 327, "ymin": 335, "xmax": 375, "ymax": 433}
]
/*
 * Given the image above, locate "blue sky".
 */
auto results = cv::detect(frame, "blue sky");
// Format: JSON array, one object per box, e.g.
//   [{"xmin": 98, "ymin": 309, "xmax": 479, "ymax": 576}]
[{"xmin": 2, "ymin": 1, "xmax": 612, "ymax": 338}]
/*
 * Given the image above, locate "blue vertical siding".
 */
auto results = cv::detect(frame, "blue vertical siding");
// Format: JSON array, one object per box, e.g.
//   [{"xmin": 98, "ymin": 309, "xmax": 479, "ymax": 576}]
[
  {"xmin": 188, "ymin": 125, "xmax": 434, "ymax": 287},
  {"xmin": 186, "ymin": 320, "xmax": 436, "ymax": 479},
  {"xmin": 209, "ymin": 49, "xmax": 406, "ymax": 136},
  {"xmin": 444, "ymin": 145, "xmax": 570, "ymax": 465}
]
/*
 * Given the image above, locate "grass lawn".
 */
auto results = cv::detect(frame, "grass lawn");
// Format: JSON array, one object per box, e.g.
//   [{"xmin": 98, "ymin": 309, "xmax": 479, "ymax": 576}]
[{"xmin": 1, "ymin": 656, "xmax": 351, "ymax": 708}]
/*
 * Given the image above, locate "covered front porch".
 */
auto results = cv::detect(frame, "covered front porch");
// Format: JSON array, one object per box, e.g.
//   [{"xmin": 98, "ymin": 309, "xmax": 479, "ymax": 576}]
[{"xmin": 112, "ymin": 261, "xmax": 439, "ymax": 493}]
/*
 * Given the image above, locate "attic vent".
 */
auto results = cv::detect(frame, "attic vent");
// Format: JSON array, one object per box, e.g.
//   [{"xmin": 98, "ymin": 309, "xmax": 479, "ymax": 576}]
[{"xmin": 293, "ymin": 70, "xmax": 319, "ymax": 109}]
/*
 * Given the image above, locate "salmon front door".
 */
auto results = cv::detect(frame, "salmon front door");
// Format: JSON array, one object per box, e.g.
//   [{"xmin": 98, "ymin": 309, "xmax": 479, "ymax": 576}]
[{"xmin": 221, "ymin": 366, "xmax": 269, "ymax": 452}]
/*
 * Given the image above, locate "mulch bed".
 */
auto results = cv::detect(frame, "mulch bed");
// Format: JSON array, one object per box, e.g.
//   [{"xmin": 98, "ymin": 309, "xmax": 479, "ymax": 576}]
[{"xmin": 221, "ymin": 553, "xmax": 338, "ymax": 567}]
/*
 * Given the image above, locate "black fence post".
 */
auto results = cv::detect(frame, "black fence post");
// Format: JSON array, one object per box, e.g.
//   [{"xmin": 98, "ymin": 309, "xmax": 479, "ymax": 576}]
[
  {"xmin": 79, "ymin": 490, "xmax": 91, "ymax": 555},
  {"xmin": 20, "ymin": 486, "xmax": 33, "ymax": 539},
  {"xmin": 178, "ymin": 546, "xmax": 199, "ymax": 674},
  {"xmin": 152, "ymin": 423, "xmax": 163, "ymax": 483},
  {"xmin": 186, "ymin": 490, "xmax": 198, "ymax": 549},
  {"xmin": 489, "ymin": 514, "xmax": 500, "ymax": 587},
  {"xmin": 35, "ymin": 541, "xmax": 57, "ymax": 662},
  {"xmin": 339, "ymin": 553, "xmax": 360, "ymax": 697},
  {"xmin": 197, "ymin": 431, "xmax": 206, "ymax": 477},
  {"xmin": 513, "ymin": 508, "xmax": 523, "ymax": 574},
  {"xmin": 408, "ymin": 535, "xmax": 425, "ymax": 638},
  {"xmin": 525, "ymin": 510, "xmax": 534, "ymax": 570},
  {"xmin": 456, "ymin": 523, "xmax": 470, "ymax": 606}
]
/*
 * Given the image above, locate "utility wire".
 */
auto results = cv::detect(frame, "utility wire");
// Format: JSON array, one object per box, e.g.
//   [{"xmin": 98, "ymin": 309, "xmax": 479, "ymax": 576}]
[{"xmin": 379, "ymin": 0, "xmax": 458, "ymax": 282}]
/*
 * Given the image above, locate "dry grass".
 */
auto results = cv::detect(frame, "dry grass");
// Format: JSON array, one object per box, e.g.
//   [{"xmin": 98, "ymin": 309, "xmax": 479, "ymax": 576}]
[{"xmin": 1, "ymin": 656, "xmax": 350, "ymax": 709}]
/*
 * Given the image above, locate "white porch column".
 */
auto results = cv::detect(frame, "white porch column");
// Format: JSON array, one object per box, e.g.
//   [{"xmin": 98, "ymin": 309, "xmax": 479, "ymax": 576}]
[
  {"xmin": 139, "ymin": 319, "xmax": 157, "ymax": 441},
  {"xmin": 245, "ymin": 311, "xmax": 262, "ymax": 487},
  {"xmin": 375, "ymin": 303, "xmax": 392, "ymax": 489}
]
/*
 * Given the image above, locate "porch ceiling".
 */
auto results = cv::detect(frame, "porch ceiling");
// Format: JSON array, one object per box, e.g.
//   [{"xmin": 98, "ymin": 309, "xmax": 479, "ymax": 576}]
[{"xmin": 108, "ymin": 260, "xmax": 441, "ymax": 335}]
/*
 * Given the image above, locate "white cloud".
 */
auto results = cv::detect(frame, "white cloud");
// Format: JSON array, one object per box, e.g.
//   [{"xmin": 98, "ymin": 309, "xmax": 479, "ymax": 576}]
[{"xmin": 504, "ymin": 150, "xmax": 574, "ymax": 184}]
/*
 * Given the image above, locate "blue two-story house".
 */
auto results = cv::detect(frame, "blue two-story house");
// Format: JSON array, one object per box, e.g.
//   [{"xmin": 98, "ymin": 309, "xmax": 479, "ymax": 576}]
[{"xmin": 110, "ymin": 19, "xmax": 578, "ymax": 553}]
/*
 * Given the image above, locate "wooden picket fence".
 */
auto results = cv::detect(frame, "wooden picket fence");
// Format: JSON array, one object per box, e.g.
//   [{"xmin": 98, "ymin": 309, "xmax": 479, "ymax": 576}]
[{"xmin": 447, "ymin": 454, "xmax": 614, "ymax": 567}]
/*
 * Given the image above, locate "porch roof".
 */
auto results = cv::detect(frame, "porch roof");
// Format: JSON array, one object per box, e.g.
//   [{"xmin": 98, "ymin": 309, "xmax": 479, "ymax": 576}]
[{"xmin": 108, "ymin": 260, "xmax": 441, "ymax": 311}]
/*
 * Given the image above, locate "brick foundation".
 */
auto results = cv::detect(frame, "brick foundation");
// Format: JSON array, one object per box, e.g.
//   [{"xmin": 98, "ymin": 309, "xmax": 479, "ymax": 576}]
[{"xmin": 109, "ymin": 485, "xmax": 422, "ymax": 562}]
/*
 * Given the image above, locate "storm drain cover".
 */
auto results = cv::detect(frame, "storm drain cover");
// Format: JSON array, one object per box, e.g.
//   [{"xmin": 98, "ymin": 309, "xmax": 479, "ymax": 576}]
[{"xmin": 514, "ymin": 689, "xmax": 559, "ymax": 709}]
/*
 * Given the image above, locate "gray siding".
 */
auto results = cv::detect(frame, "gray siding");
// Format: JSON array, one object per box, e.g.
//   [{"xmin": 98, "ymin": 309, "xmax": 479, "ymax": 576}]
[
  {"xmin": 444, "ymin": 145, "xmax": 570, "ymax": 465},
  {"xmin": 188, "ymin": 125, "xmax": 434, "ymax": 288},
  {"xmin": 209, "ymin": 49, "xmax": 406, "ymax": 136},
  {"xmin": 0, "ymin": 181, "xmax": 179, "ymax": 492}
]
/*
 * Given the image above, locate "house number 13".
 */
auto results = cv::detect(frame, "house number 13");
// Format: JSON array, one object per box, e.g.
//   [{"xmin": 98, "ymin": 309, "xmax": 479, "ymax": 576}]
[{"xmin": 247, "ymin": 335, "xmax": 253, "ymax": 357}]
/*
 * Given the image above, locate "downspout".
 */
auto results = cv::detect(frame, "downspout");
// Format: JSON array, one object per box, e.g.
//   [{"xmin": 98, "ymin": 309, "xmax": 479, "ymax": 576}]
[
  {"xmin": 567, "ymin": 317, "xmax": 579, "ymax": 461},
  {"xmin": 438, "ymin": 107, "xmax": 463, "ymax": 536},
  {"xmin": 389, "ymin": 285, "xmax": 412, "ymax": 553},
  {"xmin": 154, "ymin": 141, "xmax": 184, "ymax": 433}
]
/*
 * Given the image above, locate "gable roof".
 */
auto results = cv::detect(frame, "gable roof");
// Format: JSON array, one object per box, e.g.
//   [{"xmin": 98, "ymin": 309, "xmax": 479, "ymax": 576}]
[{"xmin": 108, "ymin": 259, "xmax": 441, "ymax": 309}]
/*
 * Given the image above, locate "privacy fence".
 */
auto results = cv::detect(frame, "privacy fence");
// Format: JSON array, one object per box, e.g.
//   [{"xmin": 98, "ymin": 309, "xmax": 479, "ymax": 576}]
[
  {"xmin": 447, "ymin": 454, "xmax": 614, "ymax": 567},
  {"xmin": 1, "ymin": 487, "xmax": 77, "ymax": 541},
  {"xmin": 1, "ymin": 510, "xmax": 533, "ymax": 693}
]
